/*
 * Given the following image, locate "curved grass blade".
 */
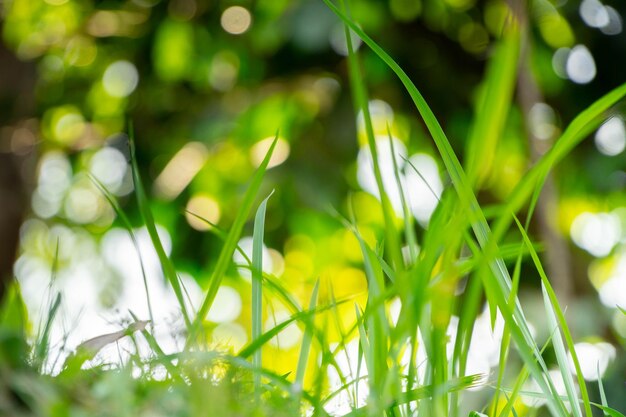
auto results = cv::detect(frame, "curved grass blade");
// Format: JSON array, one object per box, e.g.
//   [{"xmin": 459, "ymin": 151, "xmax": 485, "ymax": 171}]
[
  {"xmin": 513, "ymin": 216, "xmax": 592, "ymax": 417},
  {"xmin": 187, "ymin": 135, "xmax": 278, "ymax": 347},
  {"xmin": 340, "ymin": 0, "xmax": 403, "ymax": 273},
  {"xmin": 128, "ymin": 128, "xmax": 190, "ymax": 328},
  {"xmin": 252, "ymin": 191, "xmax": 273, "ymax": 392},
  {"xmin": 296, "ymin": 279, "xmax": 320, "ymax": 387},
  {"xmin": 321, "ymin": 4, "xmax": 626, "ymax": 416}
]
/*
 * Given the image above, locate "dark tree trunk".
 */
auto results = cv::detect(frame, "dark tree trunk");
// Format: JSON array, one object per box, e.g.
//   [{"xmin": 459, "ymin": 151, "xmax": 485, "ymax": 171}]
[{"xmin": 0, "ymin": 26, "xmax": 37, "ymax": 302}]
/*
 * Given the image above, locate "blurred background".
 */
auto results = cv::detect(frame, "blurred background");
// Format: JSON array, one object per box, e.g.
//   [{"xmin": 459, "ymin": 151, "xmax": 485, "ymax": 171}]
[{"xmin": 0, "ymin": 0, "xmax": 625, "ymax": 411}]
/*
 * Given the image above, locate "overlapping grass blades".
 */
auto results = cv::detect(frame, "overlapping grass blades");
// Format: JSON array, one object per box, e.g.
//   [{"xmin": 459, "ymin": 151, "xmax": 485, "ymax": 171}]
[
  {"xmin": 187, "ymin": 135, "xmax": 278, "ymax": 346},
  {"xmin": 323, "ymin": 0, "xmax": 626, "ymax": 416},
  {"xmin": 129, "ymin": 129, "xmax": 191, "ymax": 328}
]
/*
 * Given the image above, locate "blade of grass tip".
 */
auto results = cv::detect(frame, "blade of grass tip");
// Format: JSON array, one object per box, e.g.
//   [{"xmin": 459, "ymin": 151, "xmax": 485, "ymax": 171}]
[
  {"xmin": 465, "ymin": 17, "xmax": 520, "ymax": 189},
  {"xmin": 128, "ymin": 126, "xmax": 190, "ymax": 328},
  {"xmin": 295, "ymin": 279, "xmax": 320, "ymax": 388},
  {"xmin": 597, "ymin": 364, "xmax": 609, "ymax": 417},
  {"xmin": 187, "ymin": 134, "xmax": 278, "ymax": 348},
  {"xmin": 252, "ymin": 190, "xmax": 273, "ymax": 393},
  {"xmin": 591, "ymin": 403, "xmax": 626, "ymax": 417},
  {"xmin": 513, "ymin": 216, "xmax": 592, "ymax": 417},
  {"xmin": 35, "ymin": 292, "xmax": 61, "ymax": 372},
  {"xmin": 340, "ymin": 0, "xmax": 403, "ymax": 274},
  {"xmin": 90, "ymin": 174, "xmax": 155, "ymax": 326},
  {"xmin": 323, "ymin": 4, "xmax": 576, "ymax": 415}
]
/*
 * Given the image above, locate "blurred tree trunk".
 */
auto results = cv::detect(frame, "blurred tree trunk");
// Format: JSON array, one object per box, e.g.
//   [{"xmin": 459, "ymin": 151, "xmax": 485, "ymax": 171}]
[
  {"xmin": 0, "ymin": 28, "xmax": 37, "ymax": 302},
  {"xmin": 507, "ymin": 0, "xmax": 575, "ymax": 303}
]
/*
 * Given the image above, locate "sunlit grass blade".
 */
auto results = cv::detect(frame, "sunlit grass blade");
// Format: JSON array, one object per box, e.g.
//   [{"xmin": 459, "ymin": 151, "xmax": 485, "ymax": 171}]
[
  {"xmin": 34, "ymin": 292, "xmax": 60, "ymax": 372},
  {"xmin": 187, "ymin": 135, "xmax": 278, "ymax": 347},
  {"xmin": 465, "ymin": 15, "xmax": 520, "ymax": 188},
  {"xmin": 252, "ymin": 191, "xmax": 273, "ymax": 393},
  {"xmin": 296, "ymin": 279, "xmax": 319, "ymax": 387},
  {"xmin": 541, "ymin": 282, "xmax": 583, "ymax": 417},
  {"xmin": 237, "ymin": 299, "xmax": 348, "ymax": 360},
  {"xmin": 340, "ymin": 0, "xmax": 403, "ymax": 274},
  {"xmin": 598, "ymin": 368, "xmax": 609, "ymax": 417},
  {"xmin": 320, "ymin": 4, "xmax": 626, "ymax": 416},
  {"xmin": 513, "ymin": 216, "xmax": 592, "ymax": 417},
  {"xmin": 128, "ymin": 128, "xmax": 190, "ymax": 328},
  {"xmin": 491, "ymin": 82, "xmax": 626, "ymax": 243},
  {"xmin": 591, "ymin": 403, "xmax": 626, "ymax": 417}
]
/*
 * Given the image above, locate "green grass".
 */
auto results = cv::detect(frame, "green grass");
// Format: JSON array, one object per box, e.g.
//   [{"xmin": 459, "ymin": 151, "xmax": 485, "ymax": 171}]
[{"xmin": 1, "ymin": 2, "xmax": 625, "ymax": 417}]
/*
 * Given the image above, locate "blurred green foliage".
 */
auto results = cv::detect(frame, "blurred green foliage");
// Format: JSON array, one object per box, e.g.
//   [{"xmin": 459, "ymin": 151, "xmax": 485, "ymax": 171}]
[{"xmin": 1, "ymin": 0, "xmax": 626, "ymax": 414}]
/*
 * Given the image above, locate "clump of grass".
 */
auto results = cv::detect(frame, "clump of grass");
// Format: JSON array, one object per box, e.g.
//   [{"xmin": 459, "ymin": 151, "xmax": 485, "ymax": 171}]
[{"xmin": 2, "ymin": 1, "xmax": 626, "ymax": 417}]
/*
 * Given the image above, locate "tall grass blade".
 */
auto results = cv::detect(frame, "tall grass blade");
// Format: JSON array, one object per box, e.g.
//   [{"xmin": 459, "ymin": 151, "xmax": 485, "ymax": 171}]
[
  {"xmin": 187, "ymin": 135, "xmax": 278, "ymax": 347},
  {"xmin": 34, "ymin": 292, "xmax": 61, "ymax": 372},
  {"xmin": 128, "ymin": 128, "xmax": 190, "ymax": 328},
  {"xmin": 340, "ymin": 0, "xmax": 403, "ymax": 273},
  {"xmin": 513, "ymin": 216, "xmax": 592, "ymax": 417},
  {"xmin": 252, "ymin": 191, "xmax": 273, "ymax": 392},
  {"xmin": 321, "ymin": 4, "xmax": 626, "ymax": 415},
  {"xmin": 296, "ymin": 279, "xmax": 320, "ymax": 387},
  {"xmin": 465, "ymin": 16, "xmax": 520, "ymax": 188},
  {"xmin": 598, "ymin": 367, "xmax": 609, "ymax": 417}
]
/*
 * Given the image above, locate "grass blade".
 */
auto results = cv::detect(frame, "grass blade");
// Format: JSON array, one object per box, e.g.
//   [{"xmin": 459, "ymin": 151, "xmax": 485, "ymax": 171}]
[
  {"xmin": 340, "ymin": 0, "xmax": 403, "ymax": 273},
  {"xmin": 129, "ymin": 128, "xmax": 190, "ymax": 328},
  {"xmin": 465, "ymin": 16, "xmax": 520, "ymax": 188},
  {"xmin": 187, "ymin": 134, "xmax": 278, "ymax": 347},
  {"xmin": 34, "ymin": 292, "xmax": 61, "ymax": 372},
  {"xmin": 252, "ymin": 191, "xmax": 273, "ymax": 392},
  {"xmin": 513, "ymin": 216, "xmax": 592, "ymax": 417},
  {"xmin": 296, "ymin": 279, "xmax": 320, "ymax": 387}
]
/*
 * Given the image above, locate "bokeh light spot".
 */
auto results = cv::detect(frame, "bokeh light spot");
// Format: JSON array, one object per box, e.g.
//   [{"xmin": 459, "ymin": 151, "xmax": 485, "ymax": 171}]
[
  {"xmin": 570, "ymin": 211, "xmax": 621, "ymax": 257},
  {"xmin": 580, "ymin": 0, "xmax": 610, "ymax": 28},
  {"xmin": 568, "ymin": 342, "xmax": 616, "ymax": 381},
  {"xmin": 600, "ymin": 6, "xmax": 623, "ymax": 35},
  {"xmin": 595, "ymin": 116, "xmax": 626, "ymax": 156},
  {"xmin": 154, "ymin": 142, "xmax": 209, "ymax": 200},
  {"xmin": 206, "ymin": 286, "xmax": 242, "ymax": 323},
  {"xmin": 220, "ymin": 6, "xmax": 252, "ymax": 35},
  {"xmin": 212, "ymin": 322, "xmax": 248, "ymax": 351},
  {"xmin": 185, "ymin": 194, "xmax": 221, "ymax": 231},
  {"xmin": 329, "ymin": 24, "xmax": 362, "ymax": 56},
  {"xmin": 264, "ymin": 310, "xmax": 302, "ymax": 349},
  {"xmin": 89, "ymin": 147, "xmax": 128, "ymax": 193},
  {"xmin": 250, "ymin": 137, "xmax": 290, "ymax": 168},
  {"xmin": 103, "ymin": 60, "xmax": 139, "ymax": 97},
  {"xmin": 566, "ymin": 45, "xmax": 596, "ymax": 84},
  {"xmin": 528, "ymin": 102, "xmax": 557, "ymax": 141}
]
